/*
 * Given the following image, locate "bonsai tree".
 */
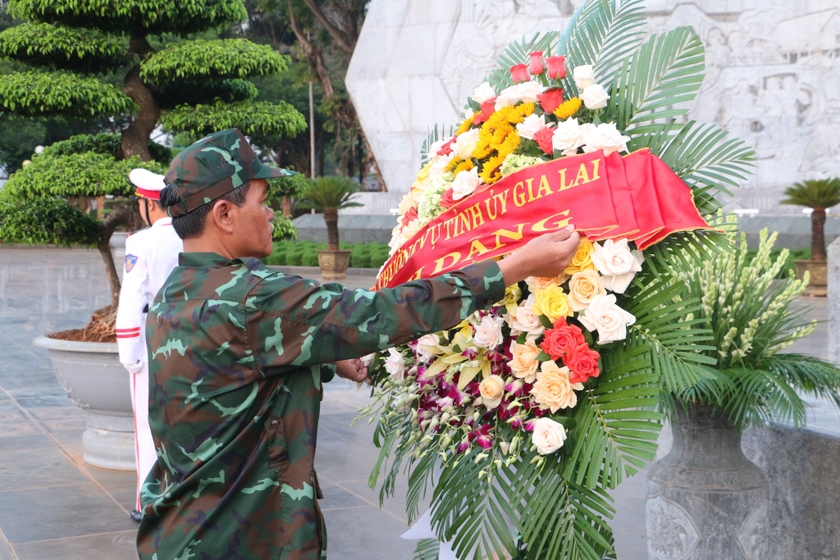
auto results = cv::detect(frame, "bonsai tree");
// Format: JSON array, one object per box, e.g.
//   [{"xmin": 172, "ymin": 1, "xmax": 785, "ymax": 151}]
[
  {"xmin": 0, "ymin": 0, "xmax": 307, "ymax": 338},
  {"xmin": 780, "ymin": 178, "xmax": 840, "ymax": 261},
  {"xmin": 296, "ymin": 175, "xmax": 362, "ymax": 251}
]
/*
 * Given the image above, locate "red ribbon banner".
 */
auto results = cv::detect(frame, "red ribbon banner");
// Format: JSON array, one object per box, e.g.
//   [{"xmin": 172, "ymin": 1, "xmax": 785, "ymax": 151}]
[{"xmin": 374, "ymin": 149, "xmax": 710, "ymax": 290}]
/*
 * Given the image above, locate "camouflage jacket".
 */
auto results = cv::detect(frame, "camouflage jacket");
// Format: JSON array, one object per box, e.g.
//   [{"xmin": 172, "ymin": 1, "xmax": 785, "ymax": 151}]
[{"xmin": 136, "ymin": 252, "xmax": 505, "ymax": 560}]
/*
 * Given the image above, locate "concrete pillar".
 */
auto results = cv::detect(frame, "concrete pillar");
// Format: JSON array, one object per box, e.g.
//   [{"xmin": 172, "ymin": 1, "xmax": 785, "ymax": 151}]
[{"xmin": 828, "ymin": 237, "xmax": 840, "ymax": 364}]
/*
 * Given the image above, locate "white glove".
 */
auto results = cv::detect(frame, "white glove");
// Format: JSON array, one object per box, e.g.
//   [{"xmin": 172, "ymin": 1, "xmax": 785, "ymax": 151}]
[{"xmin": 124, "ymin": 361, "xmax": 145, "ymax": 374}]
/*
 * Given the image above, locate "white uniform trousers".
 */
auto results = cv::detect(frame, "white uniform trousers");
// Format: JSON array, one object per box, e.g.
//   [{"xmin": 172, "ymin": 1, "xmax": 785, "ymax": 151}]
[{"xmin": 130, "ymin": 362, "xmax": 156, "ymax": 511}]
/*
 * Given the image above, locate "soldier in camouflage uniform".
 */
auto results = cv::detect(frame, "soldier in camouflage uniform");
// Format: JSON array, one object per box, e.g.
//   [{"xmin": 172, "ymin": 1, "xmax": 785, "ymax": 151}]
[{"xmin": 136, "ymin": 128, "xmax": 580, "ymax": 560}]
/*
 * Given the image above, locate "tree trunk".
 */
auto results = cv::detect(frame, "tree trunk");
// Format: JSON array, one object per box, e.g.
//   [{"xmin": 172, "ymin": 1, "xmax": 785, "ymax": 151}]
[
  {"xmin": 121, "ymin": 34, "xmax": 159, "ymax": 161},
  {"xmin": 812, "ymin": 208, "xmax": 826, "ymax": 261},
  {"xmin": 282, "ymin": 196, "xmax": 292, "ymax": 217},
  {"xmin": 324, "ymin": 210, "xmax": 339, "ymax": 251}
]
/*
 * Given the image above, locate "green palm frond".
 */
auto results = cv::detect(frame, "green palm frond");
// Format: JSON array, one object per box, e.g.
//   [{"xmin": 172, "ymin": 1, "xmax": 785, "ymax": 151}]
[
  {"xmin": 413, "ymin": 539, "xmax": 440, "ymax": 560},
  {"xmin": 517, "ymin": 462, "xmax": 616, "ymax": 560},
  {"xmin": 562, "ymin": 337, "xmax": 661, "ymax": 489},
  {"xmin": 486, "ymin": 33, "xmax": 559, "ymax": 92},
  {"xmin": 406, "ymin": 452, "xmax": 437, "ymax": 524},
  {"xmin": 592, "ymin": 0, "xmax": 646, "ymax": 88},
  {"xmin": 765, "ymin": 354, "xmax": 840, "ymax": 409},
  {"xmin": 642, "ymin": 230, "xmax": 730, "ymax": 280},
  {"xmin": 429, "ymin": 449, "xmax": 519, "ymax": 559},
  {"xmin": 611, "ymin": 27, "xmax": 705, "ymax": 133},
  {"xmin": 780, "ymin": 178, "xmax": 840, "ymax": 209},
  {"xmin": 296, "ymin": 175, "xmax": 363, "ymax": 211}
]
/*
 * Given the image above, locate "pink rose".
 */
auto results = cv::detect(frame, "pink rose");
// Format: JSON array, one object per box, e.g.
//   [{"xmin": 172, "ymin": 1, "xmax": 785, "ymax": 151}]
[
  {"xmin": 510, "ymin": 64, "xmax": 529, "ymax": 83},
  {"xmin": 546, "ymin": 55, "xmax": 566, "ymax": 80},
  {"xmin": 528, "ymin": 51, "xmax": 545, "ymax": 75}
]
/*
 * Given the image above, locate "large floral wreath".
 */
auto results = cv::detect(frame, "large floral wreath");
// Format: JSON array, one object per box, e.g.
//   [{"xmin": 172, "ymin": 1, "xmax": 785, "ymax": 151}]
[{"xmin": 357, "ymin": 1, "xmax": 755, "ymax": 558}]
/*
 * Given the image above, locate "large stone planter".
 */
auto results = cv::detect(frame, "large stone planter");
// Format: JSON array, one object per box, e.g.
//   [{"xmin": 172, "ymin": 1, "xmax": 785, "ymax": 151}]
[
  {"xmin": 33, "ymin": 335, "xmax": 135, "ymax": 471},
  {"xmin": 794, "ymin": 259, "xmax": 827, "ymax": 297},
  {"xmin": 646, "ymin": 406, "xmax": 768, "ymax": 560},
  {"xmin": 316, "ymin": 249, "xmax": 352, "ymax": 279}
]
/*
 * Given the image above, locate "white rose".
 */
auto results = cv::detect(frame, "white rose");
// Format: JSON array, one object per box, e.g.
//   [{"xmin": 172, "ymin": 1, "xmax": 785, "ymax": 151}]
[
  {"xmin": 429, "ymin": 152, "xmax": 454, "ymax": 179},
  {"xmin": 453, "ymin": 128, "xmax": 479, "ymax": 159},
  {"xmin": 397, "ymin": 190, "xmax": 418, "ymax": 215},
  {"xmin": 513, "ymin": 80, "xmax": 545, "ymax": 103},
  {"xmin": 463, "ymin": 108, "xmax": 475, "ymax": 120},
  {"xmin": 384, "ymin": 348, "xmax": 406, "ymax": 381},
  {"xmin": 473, "ymin": 315, "xmax": 505, "ymax": 349},
  {"xmin": 388, "ymin": 226, "xmax": 406, "ymax": 254},
  {"xmin": 582, "ymin": 122, "xmax": 630, "ymax": 156},
  {"xmin": 472, "ymin": 81, "xmax": 497, "ymax": 104},
  {"xmin": 531, "ymin": 417, "xmax": 567, "ymax": 455},
  {"xmin": 507, "ymin": 294, "xmax": 545, "ymax": 338},
  {"xmin": 580, "ymin": 83, "xmax": 609, "ymax": 110},
  {"xmin": 402, "ymin": 219, "xmax": 422, "ymax": 241},
  {"xmin": 573, "ymin": 65, "xmax": 596, "ymax": 90},
  {"xmin": 451, "ymin": 167, "xmax": 481, "ymax": 201},
  {"xmin": 515, "ymin": 113, "xmax": 548, "ymax": 141},
  {"xmin": 414, "ymin": 334, "xmax": 439, "ymax": 363},
  {"xmin": 494, "ymin": 84, "xmax": 520, "ymax": 110},
  {"xmin": 428, "ymin": 137, "xmax": 448, "ymax": 156},
  {"xmin": 552, "ymin": 118, "xmax": 592, "ymax": 156},
  {"xmin": 577, "ymin": 294, "xmax": 636, "ymax": 344},
  {"xmin": 590, "ymin": 239, "xmax": 644, "ymax": 293}
]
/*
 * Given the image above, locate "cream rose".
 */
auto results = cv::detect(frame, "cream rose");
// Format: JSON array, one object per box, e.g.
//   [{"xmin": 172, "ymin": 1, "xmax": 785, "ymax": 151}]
[
  {"xmin": 531, "ymin": 417, "xmax": 568, "ymax": 455},
  {"xmin": 552, "ymin": 118, "xmax": 592, "ymax": 156},
  {"xmin": 568, "ymin": 270, "xmax": 607, "ymax": 312},
  {"xmin": 530, "ymin": 361, "xmax": 583, "ymax": 413},
  {"xmin": 397, "ymin": 190, "xmax": 418, "ymax": 215},
  {"xmin": 401, "ymin": 219, "xmax": 422, "ymax": 241},
  {"xmin": 514, "ymin": 80, "xmax": 545, "ymax": 103},
  {"xmin": 429, "ymin": 152, "xmax": 454, "ymax": 179},
  {"xmin": 573, "ymin": 65, "xmax": 596, "ymax": 90},
  {"xmin": 580, "ymin": 83, "xmax": 609, "ymax": 110},
  {"xmin": 577, "ymin": 294, "xmax": 636, "ymax": 344},
  {"xmin": 532, "ymin": 286, "xmax": 572, "ymax": 323},
  {"xmin": 524, "ymin": 274, "xmax": 565, "ymax": 291},
  {"xmin": 454, "ymin": 128, "xmax": 479, "ymax": 159},
  {"xmin": 591, "ymin": 239, "xmax": 644, "ymax": 293},
  {"xmin": 515, "ymin": 113, "xmax": 548, "ymax": 141},
  {"xmin": 582, "ymin": 122, "xmax": 630, "ymax": 156},
  {"xmin": 510, "ymin": 341, "xmax": 541, "ymax": 383},
  {"xmin": 473, "ymin": 315, "xmax": 505, "ymax": 349},
  {"xmin": 472, "ymin": 81, "xmax": 497, "ymax": 104},
  {"xmin": 451, "ymin": 167, "xmax": 481, "ymax": 201},
  {"xmin": 479, "ymin": 375, "xmax": 505, "ymax": 409},
  {"xmin": 508, "ymin": 295, "xmax": 545, "ymax": 339},
  {"xmin": 384, "ymin": 348, "xmax": 406, "ymax": 381},
  {"xmin": 494, "ymin": 84, "xmax": 520, "ymax": 110},
  {"xmin": 414, "ymin": 334, "xmax": 439, "ymax": 363}
]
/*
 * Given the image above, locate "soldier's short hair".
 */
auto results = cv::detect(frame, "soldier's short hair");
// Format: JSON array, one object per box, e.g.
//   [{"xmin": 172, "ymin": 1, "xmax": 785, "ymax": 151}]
[{"xmin": 160, "ymin": 181, "xmax": 252, "ymax": 240}]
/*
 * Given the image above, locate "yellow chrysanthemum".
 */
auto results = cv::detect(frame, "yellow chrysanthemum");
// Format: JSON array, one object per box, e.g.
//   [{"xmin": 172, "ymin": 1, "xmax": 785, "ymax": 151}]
[
  {"xmin": 553, "ymin": 97, "xmax": 582, "ymax": 120},
  {"xmin": 446, "ymin": 157, "xmax": 465, "ymax": 173},
  {"xmin": 451, "ymin": 158, "xmax": 475, "ymax": 176},
  {"xmin": 456, "ymin": 116, "xmax": 473, "ymax": 135}
]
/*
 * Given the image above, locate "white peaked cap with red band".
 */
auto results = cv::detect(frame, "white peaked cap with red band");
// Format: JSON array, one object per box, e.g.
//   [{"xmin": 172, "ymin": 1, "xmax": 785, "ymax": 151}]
[{"xmin": 129, "ymin": 168, "xmax": 166, "ymax": 201}]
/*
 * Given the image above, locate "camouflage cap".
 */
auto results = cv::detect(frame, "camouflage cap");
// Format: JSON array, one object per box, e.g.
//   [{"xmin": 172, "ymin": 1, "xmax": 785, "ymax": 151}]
[{"xmin": 163, "ymin": 128, "xmax": 295, "ymax": 217}]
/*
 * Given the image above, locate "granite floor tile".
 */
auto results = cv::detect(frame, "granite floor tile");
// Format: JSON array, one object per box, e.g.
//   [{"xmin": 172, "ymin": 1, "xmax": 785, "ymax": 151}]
[
  {"xmin": 0, "ymin": 483, "xmax": 131, "ymax": 544},
  {"xmin": 317, "ymin": 478, "xmax": 369, "ymax": 511},
  {"xmin": 322, "ymin": 505, "xmax": 416, "ymax": 560},
  {"xmin": 0, "ymin": 530, "xmax": 14, "ymax": 560},
  {"xmin": 0, "ymin": 433, "xmax": 54, "ymax": 455},
  {"xmin": 0, "ymin": 446, "xmax": 89, "ymax": 493},
  {"xmin": 5, "ymin": 386, "xmax": 74, "ymax": 410},
  {"xmin": 76, "ymin": 464, "xmax": 138, "ymax": 512},
  {"xmin": 12, "ymin": 530, "xmax": 137, "ymax": 560}
]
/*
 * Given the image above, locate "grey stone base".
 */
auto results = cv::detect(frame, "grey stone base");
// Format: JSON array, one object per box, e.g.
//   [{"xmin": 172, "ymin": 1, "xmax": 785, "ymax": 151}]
[
  {"xmin": 737, "ymin": 215, "xmax": 840, "ymax": 249},
  {"xmin": 742, "ymin": 426, "xmax": 840, "ymax": 559},
  {"xmin": 292, "ymin": 214, "xmax": 396, "ymax": 244}
]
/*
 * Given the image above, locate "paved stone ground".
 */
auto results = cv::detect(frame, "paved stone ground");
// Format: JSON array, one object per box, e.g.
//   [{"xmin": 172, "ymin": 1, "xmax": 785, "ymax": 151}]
[{"xmin": 0, "ymin": 246, "xmax": 829, "ymax": 560}]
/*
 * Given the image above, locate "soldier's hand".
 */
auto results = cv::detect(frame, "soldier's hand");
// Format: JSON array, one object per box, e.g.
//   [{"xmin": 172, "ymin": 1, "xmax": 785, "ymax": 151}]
[
  {"xmin": 498, "ymin": 226, "xmax": 580, "ymax": 286},
  {"xmin": 335, "ymin": 358, "xmax": 368, "ymax": 383}
]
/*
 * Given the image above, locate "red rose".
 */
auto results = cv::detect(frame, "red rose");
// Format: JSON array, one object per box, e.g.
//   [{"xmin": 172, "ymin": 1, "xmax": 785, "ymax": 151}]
[
  {"xmin": 528, "ymin": 51, "xmax": 545, "ymax": 75},
  {"xmin": 568, "ymin": 343, "xmax": 600, "ymax": 384},
  {"xmin": 510, "ymin": 63, "xmax": 529, "ymax": 83},
  {"xmin": 440, "ymin": 187, "xmax": 457, "ymax": 209},
  {"xmin": 473, "ymin": 98, "xmax": 496, "ymax": 125},
  {"xmin": 537, "ymin": 88, "xmax": 564, "ymax": 114},
  {"xmin": 540, "ymin": 318, "xmax": 586, "ymax": 361},
  {"xmin": 436, "ymin": 137, "xmax": 456, "ymax": 156},
  {"xmin": 401, "ymin": 206, "xmax": 418, "ymax": 226},
  {"xmin": 532, "ymin": 126, "xmax": 555, "ymax": 155},
  {"xmin": 546, "ymin": 55, "xmax": 566, "ymax": 80}
]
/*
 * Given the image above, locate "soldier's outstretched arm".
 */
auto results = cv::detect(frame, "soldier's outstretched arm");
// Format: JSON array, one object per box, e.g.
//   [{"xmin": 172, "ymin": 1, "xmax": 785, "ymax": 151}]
[{"xmin": 247, "ymin": 228, "xmax": 580, "ymax": 370}]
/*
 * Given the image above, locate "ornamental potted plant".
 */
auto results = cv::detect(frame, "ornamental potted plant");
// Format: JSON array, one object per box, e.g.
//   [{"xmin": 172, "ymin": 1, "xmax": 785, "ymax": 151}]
[
  {"xmin": 780, "ymin": 178, "xmax": 840, "ymax": 296},
  {"xmin": 0, "ymin": 0, "xmax": 305, "ymax": 469},
  {"xmin": 647, "ymin": 227, "xmax": 840, "ymax": 560},
  {"xmin": 296, "ymin": 175, "xmax": 363, "ymax": 279}
]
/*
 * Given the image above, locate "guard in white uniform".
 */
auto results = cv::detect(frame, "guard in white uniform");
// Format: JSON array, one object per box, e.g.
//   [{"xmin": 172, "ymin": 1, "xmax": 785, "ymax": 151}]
[{"xmin": 115, "ymin": 168, "xmax": 183, "ymax": 523}]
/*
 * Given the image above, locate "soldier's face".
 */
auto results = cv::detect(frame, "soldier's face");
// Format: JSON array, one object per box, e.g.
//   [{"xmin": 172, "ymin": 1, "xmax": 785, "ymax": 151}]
[{"xmin": 235, "ymin": 179, "xmax": 275, "ymax": 258}]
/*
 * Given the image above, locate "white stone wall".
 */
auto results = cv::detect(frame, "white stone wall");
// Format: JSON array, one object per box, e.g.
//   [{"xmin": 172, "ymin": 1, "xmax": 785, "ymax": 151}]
[{"xmin": 346, "ymin": 0, "xmax": 840, "ymax": 213}]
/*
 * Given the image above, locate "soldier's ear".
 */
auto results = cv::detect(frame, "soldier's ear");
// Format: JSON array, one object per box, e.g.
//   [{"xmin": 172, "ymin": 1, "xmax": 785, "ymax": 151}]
[{"xmin": 210, "ymin": 199, "xmax": 236, "ymax": 233}]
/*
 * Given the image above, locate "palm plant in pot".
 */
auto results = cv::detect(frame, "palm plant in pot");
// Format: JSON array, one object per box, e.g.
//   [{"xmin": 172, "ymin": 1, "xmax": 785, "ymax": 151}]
[
  {"xmin": 296, "ymin": 175, "xmax": 362, "ymax": 279},
  {"xmin": 646, "ymin": 227, "xmax": 840, "ymax": 560},
  {"xmin": 780, "ymin": 177, "xmax": 840, "ymax": 296}
]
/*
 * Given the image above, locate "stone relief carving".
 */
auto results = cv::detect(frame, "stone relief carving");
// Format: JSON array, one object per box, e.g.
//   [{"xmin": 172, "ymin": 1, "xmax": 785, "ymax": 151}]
[
  {"xmin": 646, "ymin": 495, "xmax": 700, "ymax": 560},
  {"xmin": 737, "ymin": 501, "xmax": 769, "ymax": 560}
]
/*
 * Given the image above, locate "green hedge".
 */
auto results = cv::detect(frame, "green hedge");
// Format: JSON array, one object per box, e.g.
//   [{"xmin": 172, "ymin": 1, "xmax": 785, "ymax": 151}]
[{"xmin": 265, "ymin": 240, "xmax": 391, "ymax": 269}]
